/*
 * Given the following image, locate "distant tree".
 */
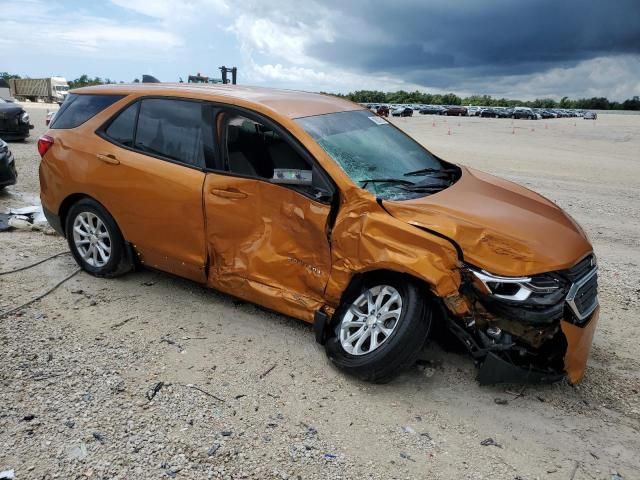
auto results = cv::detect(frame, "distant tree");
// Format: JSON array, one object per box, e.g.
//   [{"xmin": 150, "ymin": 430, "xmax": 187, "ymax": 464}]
[
  {"xmin": 0, "ymin": 72, "xmax": 21, "ymax": 80},
  {"xmin": 328, "ymin": 89, "xmax": 638, "ymax": 111},
  {"xmin": 68, "ymin": 74, "xmax": 105, "ymax": 89},
  {"xmin": 133, "ymin": 78, "xmax": 140, "ymax": 83},
  {"xmin": 622, "ymin": 96, "xmax": 640, "ymax": 110}
]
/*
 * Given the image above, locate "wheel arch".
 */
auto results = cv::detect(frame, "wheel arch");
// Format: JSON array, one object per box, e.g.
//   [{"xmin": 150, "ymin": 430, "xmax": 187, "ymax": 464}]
[
  {"xmin": 60, "ymin": 193, "xmax": 137, "ymax": 272},
  {"xmin": 58, "ymin": 193, "xmax": 98, "ymax": 236}
]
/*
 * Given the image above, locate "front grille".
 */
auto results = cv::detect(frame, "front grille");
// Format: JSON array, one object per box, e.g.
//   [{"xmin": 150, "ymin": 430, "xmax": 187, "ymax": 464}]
[
  {"xmin": 564, "ymin": 255, "xmax": 594, "ymax": 282},
  {"xmin": 0, "ymin": 116, "xmax": 19, "ymax": 131},
  {"xmin": 566, "ymin": 267, "xmax": 598, "ymax": 323}
]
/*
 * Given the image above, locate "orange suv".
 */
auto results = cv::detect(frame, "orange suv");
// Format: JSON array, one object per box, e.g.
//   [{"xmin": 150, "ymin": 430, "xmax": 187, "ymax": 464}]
[{"xmin": 38, "ymin": 84, "xmax": 598, "ymax": 384}]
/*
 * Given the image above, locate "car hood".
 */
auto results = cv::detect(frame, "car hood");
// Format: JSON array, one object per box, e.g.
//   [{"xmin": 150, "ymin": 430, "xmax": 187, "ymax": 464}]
[
  {"xmin": 0, "ymin": 104, "xmax": 23, "ymax": 116},
  {"xmin": 382, "ymin": 166, "xmax": 592, "ymax": 276}
]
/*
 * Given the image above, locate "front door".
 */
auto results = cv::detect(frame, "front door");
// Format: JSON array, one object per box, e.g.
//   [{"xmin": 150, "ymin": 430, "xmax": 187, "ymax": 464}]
[{"xmin": 203, "ymin": 110, "xmax": 334, "ymax": 321}]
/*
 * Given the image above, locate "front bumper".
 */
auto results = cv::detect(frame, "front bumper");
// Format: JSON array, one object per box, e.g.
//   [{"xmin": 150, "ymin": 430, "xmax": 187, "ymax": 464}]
[
  {"xmin": 450, "ymin": 257, "xmax": 599, "ymax": 385},
  {"xmin": 475, "ymin": 310, "xmax": 599, "ymax": 385},
  {"xmin": 0, "ymin": 122, "xmax": 33, "ymax": 141},
  {"xmin": 0, "ymin": 152, "xmax": 17, "ymax": 187}
]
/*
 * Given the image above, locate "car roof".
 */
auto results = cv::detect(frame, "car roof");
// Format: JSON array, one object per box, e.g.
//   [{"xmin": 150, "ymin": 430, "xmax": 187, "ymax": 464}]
[{"xmin": 70, "ymin": 83, "xmax": 362, "ymax": 119}]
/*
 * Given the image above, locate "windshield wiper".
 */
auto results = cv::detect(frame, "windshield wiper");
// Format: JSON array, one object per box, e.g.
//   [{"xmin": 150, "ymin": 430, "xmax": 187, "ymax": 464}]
[
  {"xmin": 403, "ymin": 167, "xmax": 457, "ymax": 177},
  {"xmin": 359, "ymin": 178, "xmax": 415, "ymax": 188}
]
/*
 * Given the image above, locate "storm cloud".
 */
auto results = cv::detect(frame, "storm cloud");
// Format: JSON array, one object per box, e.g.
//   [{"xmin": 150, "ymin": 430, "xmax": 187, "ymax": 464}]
[{"xmin": 303, "ymin": 0, "xmax": 640, "ymax": 93}]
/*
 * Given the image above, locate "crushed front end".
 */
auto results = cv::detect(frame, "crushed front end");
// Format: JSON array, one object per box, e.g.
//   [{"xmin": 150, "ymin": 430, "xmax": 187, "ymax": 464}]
[{"xmin": 444, "ymin": 254, "xmax": 599, "ymax": 384}]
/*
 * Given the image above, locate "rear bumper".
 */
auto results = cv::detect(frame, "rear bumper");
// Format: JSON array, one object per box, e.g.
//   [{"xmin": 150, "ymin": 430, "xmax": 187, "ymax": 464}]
[{"xmin": 42, "ymin": 205, "xmax": 64, "ymax": 236}]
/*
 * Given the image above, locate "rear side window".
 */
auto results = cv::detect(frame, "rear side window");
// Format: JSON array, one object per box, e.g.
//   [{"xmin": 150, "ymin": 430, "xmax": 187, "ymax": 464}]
[
  {"xmin": 104, "ymin": 102, "xmax": 139, "ymax": 147},
  {"xmin": 50, "ymin": 94, "xmax": 124, "ymax": 129},
  {"xmin": 134, "ymin": 98, "xmax": 204, "ymax": 168}
]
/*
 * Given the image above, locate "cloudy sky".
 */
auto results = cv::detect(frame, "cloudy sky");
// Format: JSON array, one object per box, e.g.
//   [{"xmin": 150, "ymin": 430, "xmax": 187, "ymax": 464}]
[{"xmin": 2, "ymin": 0, "xmax": 639, "ymax": 100}]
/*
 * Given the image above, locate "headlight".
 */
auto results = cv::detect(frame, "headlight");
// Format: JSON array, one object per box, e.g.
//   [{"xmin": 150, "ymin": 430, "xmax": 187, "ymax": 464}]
[
  {"xmin": 468, "ymin": 268, "xmax": 561, "ymax": 301},
  {"xmin": 21, "ymin": 112, "xmax": 30, "ymax": 124}
]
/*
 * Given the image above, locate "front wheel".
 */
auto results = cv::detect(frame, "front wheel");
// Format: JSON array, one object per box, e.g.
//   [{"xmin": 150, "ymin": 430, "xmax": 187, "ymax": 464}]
[
  {"xmin": 325, "ymin": 274, "xmax": 431, "ymax": 383},
  {"xmin": 66, "ymin": 198, "xmax": 133, "ymax": 277}
]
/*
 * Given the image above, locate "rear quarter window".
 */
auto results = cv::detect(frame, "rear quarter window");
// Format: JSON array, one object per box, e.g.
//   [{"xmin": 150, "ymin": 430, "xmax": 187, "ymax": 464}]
[{"xmin": 50, "ymin": 93, "xmax": 124, "ymax": 129}]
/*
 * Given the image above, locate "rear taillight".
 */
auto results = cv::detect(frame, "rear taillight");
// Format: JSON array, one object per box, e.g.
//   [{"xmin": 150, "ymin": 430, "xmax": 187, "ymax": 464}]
[{"xmin": 37, "ymin": 135, "xmax": 54, "ymax": 158}]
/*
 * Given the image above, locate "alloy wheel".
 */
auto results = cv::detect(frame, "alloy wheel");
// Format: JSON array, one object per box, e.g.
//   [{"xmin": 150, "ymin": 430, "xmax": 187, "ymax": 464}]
[
  {"xmin": 72, "ymin": 212, "xmax": 111, "ymax": 267},
  {"xmin": 339, "ymin": 285, "xmax": 403, "ymax": 356}
]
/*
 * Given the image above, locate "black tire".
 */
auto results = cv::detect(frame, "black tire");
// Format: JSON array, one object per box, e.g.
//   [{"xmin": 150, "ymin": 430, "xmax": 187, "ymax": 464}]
[
  {"xmin": 65, "ymin": 198, "xmax": 133, "ymax": 278},
  {"xmin": 325, "ymin": 273, "xmax": 431, "ymax": 383}
]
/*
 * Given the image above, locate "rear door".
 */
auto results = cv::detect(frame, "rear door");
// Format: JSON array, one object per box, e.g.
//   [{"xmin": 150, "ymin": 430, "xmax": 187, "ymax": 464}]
[
  {"xmin": 96, "ymin": 97, "xmax": 209, "ymax": 281},
  {"xmin": 202, "ymin": 107, "xmax": 335, "ymax": 320}
]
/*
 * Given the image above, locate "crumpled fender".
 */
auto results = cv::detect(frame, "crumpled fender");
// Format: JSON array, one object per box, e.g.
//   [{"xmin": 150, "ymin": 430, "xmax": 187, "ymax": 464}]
[{"xmin": 324, "ymin": 188, "xmax": 461, "ymax": 306}]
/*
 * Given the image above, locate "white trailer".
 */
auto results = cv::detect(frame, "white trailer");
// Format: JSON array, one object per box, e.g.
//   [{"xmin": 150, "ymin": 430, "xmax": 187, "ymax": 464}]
[{"xmin": 8, "ymin": 77, "xmax": 69, "ymax": 103}]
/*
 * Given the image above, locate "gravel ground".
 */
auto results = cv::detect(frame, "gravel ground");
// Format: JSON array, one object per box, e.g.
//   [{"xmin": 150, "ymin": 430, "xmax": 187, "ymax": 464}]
[{"xmin": 1, "ymin": 104, "xmax": 639, "ymax": 480}]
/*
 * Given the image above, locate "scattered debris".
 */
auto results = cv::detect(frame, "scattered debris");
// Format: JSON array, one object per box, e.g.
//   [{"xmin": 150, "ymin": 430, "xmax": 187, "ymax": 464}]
[
  {"xmin": 323, "ymin": 453, "xmax": 337, "ymax": 460},
  {"xmin": 207, "ymin": 443, "xmax": 220, "ymax": 456},
  {"xmin": 68, "ymin": 443, "xmax": 88, "ymax": 461},
  {"xmin": 494, "ymin": 398, "xmax": 509, "ymax": 405},
  {"xmin": 92, "ymin": 432, "xmax": 106, "ymax": 443},
  {"xmin": 183, "ymin": 384, "xmax": 225, "ymax": 403},
  {"xmin": 569, "ymin": 460, "xmax": 579, "ymax": 480},
  {"xmin": 142, "ymin": 281, "xmax": 155, "ymax": 286},
  {"xmin": 64, "ymin": 420, "xmax": 75, "ymax": 428},
  {"xmin": 401, "ymin": 425, "xmax": 416, "ymax": 434},
  {"xmin": 146, "ymin": 381, "xmax": 165, "ymax": 401},
  {"xmin": 610, "ymin": 471, "xmax": 624, "ymax": 480},
  {"xmin": 111, "ymin": 316, "xmax": 137, "ymax": 329},
  {"xmin": 22, "ymin": 414, "xmax": 35, "ymax": 421},
  {"xmin": 399, "ymin": 452, "xmax": 416, "ymax": 462},
  {"xmin": 480, "ymin": 438, "xmax": 502, "ymax": 448},
  {"xmin": 0, "ymin": 469, "xmax": 15, "ymax": 479},
  {"xmin": 259, "ymin": 363, "xmax": 277, "ymax": 379},
  {"xmin": 221, "ymin": 431, "xmax": 233, "ymax": 437},
  {"xmin": 160, "ymin": 337, "xmax": 183, "ymax": 352},
  {"xmin": 0, "ymin": 205, "xmax": 49, "ymax": 231}
]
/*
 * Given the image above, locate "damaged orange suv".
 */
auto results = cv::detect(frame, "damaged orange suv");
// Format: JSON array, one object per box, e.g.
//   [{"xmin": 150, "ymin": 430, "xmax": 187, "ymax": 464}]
[{"xmin": 38, "ymin": 84, "xmax": 598, "ymax": 384}]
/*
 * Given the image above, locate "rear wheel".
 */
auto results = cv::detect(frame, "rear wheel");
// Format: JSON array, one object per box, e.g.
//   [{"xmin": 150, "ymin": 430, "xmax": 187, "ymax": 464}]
[
  {"xmin": 65, "ymin": 198, "xmax": 133, "ymax": 277},
  {"xmin": 326, "ymin": 274, "xmax": 431, "ymax": 383}
]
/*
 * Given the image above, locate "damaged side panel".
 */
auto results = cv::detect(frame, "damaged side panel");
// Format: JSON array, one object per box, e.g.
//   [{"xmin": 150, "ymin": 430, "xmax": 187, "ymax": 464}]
[{"xmin": 324, "ymin": 194, "xmax": 462, "ymax": 307}]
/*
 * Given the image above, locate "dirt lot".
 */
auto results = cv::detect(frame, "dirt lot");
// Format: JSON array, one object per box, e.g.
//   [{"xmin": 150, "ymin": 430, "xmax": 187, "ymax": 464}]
[{"xmin": 1, "ymin": 104, "xmax": 639, "ymax": 480}]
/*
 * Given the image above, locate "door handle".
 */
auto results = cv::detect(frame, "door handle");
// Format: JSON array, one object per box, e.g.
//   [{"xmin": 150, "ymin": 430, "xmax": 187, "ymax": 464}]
[
  {"xmin": 210, "ymin": 188, "xmax": 248, "ymax": 199},
  {"xmin": 97, "ymin": 153, "xmax": 120, "ymax": 165}
]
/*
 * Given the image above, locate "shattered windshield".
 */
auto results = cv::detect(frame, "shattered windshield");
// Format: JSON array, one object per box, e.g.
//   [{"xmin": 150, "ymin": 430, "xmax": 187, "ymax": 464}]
[{"xmin": 296, "ymin": 110, "xmax": 457, "ymax": 200}]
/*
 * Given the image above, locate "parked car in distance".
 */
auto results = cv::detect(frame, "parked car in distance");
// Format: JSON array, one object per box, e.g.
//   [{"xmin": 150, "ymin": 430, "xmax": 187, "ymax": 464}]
[
  {"xmin": 0, "ymin": 138, "xmax": 17, "ymax": 189},
  {"xmin": 376, "ymin": 105, "xmax": 390, "ymax": 117},
  {"xmin": 466, "ymin": 106, "xmax": 481, "ymax": 116},
  {"xmin": 442, "ymin": 105, "xmax": 467, "ymax": 116},
  {"xmin": 419, "ymin": 105, "xmax": 445, "ymax": 115},
  {"xmin": 391, "ymin": 107, "xmax": 413, "ymax": 117},
  {"xmin": 584, "ymin": 111, "xmax": 597, "ymax": 120},
  {"xmin": 512, "ymin": 107, "xmax": 537, "ymax": 120},
  {"xmin": 0, "ymin": 98, "xmax": 34, "ymax": 141},
  {"xmin": 38, "ymin": 83, "xmax": 599, "ymax": 386},
  {"xmin": 479, "ymin": 107, "xmax": 499, "ymax": 118},
  {"xmin": 46, "ymin": 110, "xmax": 57, "ymax": 126}
]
